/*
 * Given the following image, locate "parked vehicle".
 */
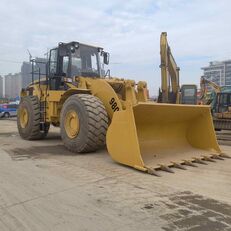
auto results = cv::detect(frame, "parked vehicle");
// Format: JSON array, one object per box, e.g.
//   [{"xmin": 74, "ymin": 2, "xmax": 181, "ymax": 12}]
[{"xmin": 0, "ymin": 103, "xmax": 18, "ymax": 118}]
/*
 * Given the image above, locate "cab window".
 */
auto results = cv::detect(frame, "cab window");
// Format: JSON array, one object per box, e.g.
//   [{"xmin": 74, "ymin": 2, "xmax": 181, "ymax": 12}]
[
  {"xmin": 62, "ymin": 56, "xmax": 69, "ymax": 76},
  {"xmin": 49, "ymin": 49, "xmax": 57, "ymax": 75}
]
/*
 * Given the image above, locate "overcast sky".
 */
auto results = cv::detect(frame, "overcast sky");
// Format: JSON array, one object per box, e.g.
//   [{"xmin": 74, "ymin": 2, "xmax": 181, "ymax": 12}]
[{"xmin": 0, "ymin": 0, "xmax": 230, "ymax": 95}]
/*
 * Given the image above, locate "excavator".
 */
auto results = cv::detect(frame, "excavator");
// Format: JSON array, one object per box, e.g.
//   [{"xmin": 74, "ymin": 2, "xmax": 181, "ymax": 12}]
[
  {"xmin": 201, "ymin": 76, "xmax": 231, "ymax": 130},
  {"xmin": 158, "ymin": 32, "xmax": 197, "ymax": 105},
  {"xmin": 17, "ymin": 40, "xmax": 228, "ymax": 176}
]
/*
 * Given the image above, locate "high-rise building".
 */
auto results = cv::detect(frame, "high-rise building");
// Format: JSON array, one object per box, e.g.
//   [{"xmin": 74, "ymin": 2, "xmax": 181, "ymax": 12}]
[
  {"xmin": 5, "ymin": 73, "xmax": 21, "ymax": 99},
  {"xmin": 21, "ymin": 61, "xmax": 31, "ymax": 89},
  {"xmin": 21, "ymin": 58, "xmax": 47, "ymax": 88},
  {"xmin": 2, "ymin": 57, "xmax": 47, "ymax": 99},
  {"xmin": 201, "ymin": 60, "xmax": 231, "ymax": 86},
  {"xmin": 0, "ymin": 76, "xmax": 3, "ymax": 98}
]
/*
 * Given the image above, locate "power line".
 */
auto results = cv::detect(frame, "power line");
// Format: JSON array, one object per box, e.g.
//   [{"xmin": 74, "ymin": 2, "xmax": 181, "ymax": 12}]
[{"xmin": 0, "ymin": 59, "xmax": 22, "ymax": 64}]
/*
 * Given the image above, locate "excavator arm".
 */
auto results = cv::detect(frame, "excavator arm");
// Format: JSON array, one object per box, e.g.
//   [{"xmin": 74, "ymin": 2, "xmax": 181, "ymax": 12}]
[
  {"xmin": 159, "ymin": 32, "xmax": 180, "ymax": 103},
  {"xmin": 200, "ymin": 76, "xmax": 221, "ymax": 105},
  {"xmin": 200, "ymin": 77, "xmax": 221, "ymax": 94}
]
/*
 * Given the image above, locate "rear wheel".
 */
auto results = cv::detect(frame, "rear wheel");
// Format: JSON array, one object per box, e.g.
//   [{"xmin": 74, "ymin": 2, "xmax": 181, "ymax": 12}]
[
  {"xmin": 4, "ymin": 112, "xmax": 10, "ymax": 118},
  {"xmin": 60, "ymin": 94, "xmax": 108, "ymax": 153},
  {"xmin": 17, "ymin": 96, "xmax": 49, "ymax": 140}
]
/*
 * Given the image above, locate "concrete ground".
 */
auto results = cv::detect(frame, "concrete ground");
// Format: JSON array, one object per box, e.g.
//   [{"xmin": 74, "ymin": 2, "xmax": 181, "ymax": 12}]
[{"xmin": 0, "ymin": 118, "xmax": 231, "ymax": 231}]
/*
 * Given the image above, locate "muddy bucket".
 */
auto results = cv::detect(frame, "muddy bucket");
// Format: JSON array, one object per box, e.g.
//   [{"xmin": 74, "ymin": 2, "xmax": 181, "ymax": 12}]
[{"xmin": 106, "ymin": 103, "xmax": 221, "ymax": 173}]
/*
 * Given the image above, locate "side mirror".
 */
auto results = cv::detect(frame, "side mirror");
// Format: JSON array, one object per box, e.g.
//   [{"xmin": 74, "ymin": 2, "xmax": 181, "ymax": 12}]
[
  {"xmin": 70, "ymin": 46, "xmax": 75, "ymax": 53},
  {"xmin": 103, "ymin": 52, "xmax": 110, "ymax": 65}
]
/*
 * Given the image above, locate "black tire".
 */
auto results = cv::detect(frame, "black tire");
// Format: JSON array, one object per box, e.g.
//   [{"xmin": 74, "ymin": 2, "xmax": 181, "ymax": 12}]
[
  {"xmin": 17, "ymin": 96, "xmax": 49, "ymax": 140},
  {"xmin": 4, "ymin": 112, "xmax": 10, "ymax": 118},
  {"xmin": 215, "ymin": 128, "xmax": 221, "ymax": 131},
  {"xmin": 60, "ymin": 94, "xmax": 108, "ymax": 153}
]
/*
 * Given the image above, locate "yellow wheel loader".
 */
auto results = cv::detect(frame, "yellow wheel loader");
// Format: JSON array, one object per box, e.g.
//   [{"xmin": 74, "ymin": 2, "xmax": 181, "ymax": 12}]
[{"xmin": 17, "ymin": 41, "xmax": 228, "ymax": 176}]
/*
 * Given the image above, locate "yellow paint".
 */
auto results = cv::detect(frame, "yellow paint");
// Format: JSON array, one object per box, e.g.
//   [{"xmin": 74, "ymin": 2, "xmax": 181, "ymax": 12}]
[
  {"xmin": 107, "ymin": 103, "xmax": 221, "ymax": 171},
  {"xmin": 64, "ymin": 110, "xmax": 80, "ymax": 139},
  {"xmin": 137, "ymin": 81, "xmax": 148, "ymax": 102},
  {"xmin": 160, "ymin": 32, "xmax": 180, "ymax": 103},
  {"xmin": 83, "ymin": 78, "xmax": 123, "ymax": 120},
  {"xmin": 19, "ymin": 73, "xmax": 221, "ymax": 174},
  {"xmin": 19, "ymin": 107, "xmax": 29, "ymax": 128},
  {"xmin": 49, "ymin": 91, "xmax": 65, "ymax": 102}
]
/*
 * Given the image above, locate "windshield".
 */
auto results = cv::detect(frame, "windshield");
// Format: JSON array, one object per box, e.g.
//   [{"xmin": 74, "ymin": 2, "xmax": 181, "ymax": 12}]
[{"xmin": 71, "ymin": 45, "xmax": 101, "ymax": 77}]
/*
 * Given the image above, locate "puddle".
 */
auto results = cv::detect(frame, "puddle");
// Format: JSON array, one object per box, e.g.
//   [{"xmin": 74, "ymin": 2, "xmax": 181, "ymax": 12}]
[
  {"xmin": 160, "ymin": 191, "xmax": 231, "ymax": 231},
  {"xmin": 5, "ymin": 145, "xmax": 77, "ymax": 161}
]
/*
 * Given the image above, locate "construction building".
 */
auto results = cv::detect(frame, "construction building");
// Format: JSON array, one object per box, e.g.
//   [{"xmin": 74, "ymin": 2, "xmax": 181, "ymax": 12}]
[
  {"xmin": 4, "ymin": 73, "xmax": 22, "ymax": 99},
  {"xmin": 21, "ymin": 61, "xmax": 31, "ymax": 89},
  {"xmin": 201, "ymin": 60, "xmax": 231, "ymax": 86}
]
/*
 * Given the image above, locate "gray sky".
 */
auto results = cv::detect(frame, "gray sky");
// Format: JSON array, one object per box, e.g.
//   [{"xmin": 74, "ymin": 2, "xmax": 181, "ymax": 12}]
[{"xmin": 0, "ymin": 0, "xmax": 230, "ymax": 95}]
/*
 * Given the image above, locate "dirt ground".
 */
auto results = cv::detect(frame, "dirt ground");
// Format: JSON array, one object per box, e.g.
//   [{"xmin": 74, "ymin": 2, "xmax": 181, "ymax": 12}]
[{"xmin": 0, "ymin": 118, "xmax": 231, "ymax": 231}]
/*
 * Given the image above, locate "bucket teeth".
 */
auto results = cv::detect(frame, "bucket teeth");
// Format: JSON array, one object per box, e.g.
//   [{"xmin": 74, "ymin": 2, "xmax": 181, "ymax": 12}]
[
  {"xmin": 171, "ymin": 162, "xmax": 187, "ymax": 170},
  {"xmin": 147, "ymin": 168, "xmax": 161, "ymax": 177},
  {"xmin": 192, "ymin": 157, "xmax": 208, "ymax": 165},
  {"xmin": 159, "ymin": 165, "xmax": 175, "ymax": 173},
  {"xmin": 183, "ymin": 160, "xmax": 197, "ymax": 167},
  {"xmin": 202, "ymin": 156, "xmax": 216, "ymax": 162},
  {"xmin": 211, "ymin": 154, "xmax": 224, "ymax": 160},
  {"xmin": 220, "ymin": 153, "xmax": 231, "ymax": 158}
]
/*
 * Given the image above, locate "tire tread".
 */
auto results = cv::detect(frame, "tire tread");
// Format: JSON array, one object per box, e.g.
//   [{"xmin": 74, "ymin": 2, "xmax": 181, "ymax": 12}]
[{"xmin": 62, "ymin": 94, "xmax": 108, "ymax": 153}]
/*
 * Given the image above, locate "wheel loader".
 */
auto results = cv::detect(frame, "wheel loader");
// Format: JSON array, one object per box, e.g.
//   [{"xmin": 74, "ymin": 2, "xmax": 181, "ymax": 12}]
[{"xmin": 17, "ymin": 41, "xmax": 228, "ymax": 176}]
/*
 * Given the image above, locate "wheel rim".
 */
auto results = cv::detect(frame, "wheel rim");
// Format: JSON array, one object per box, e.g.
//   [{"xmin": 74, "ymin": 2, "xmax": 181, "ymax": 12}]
[
  {"xmin": 64, "ymin": 110, "xmax": 80, "ymax": 139},
  {"xmin": 20, "ymin": 107, "xmax": 29, "ymax": 128}
]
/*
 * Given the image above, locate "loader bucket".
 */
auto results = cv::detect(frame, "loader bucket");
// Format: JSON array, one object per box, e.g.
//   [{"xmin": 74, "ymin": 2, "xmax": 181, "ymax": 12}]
[{"xmin": 106, "ymin": 103, "xmax": 221, "ymax": 173}]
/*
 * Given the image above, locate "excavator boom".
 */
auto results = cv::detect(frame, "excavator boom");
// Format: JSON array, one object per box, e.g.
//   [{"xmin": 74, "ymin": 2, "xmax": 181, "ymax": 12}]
[{"xmin": 159, "ymin": 32, "xmax": 180, "ymax": 103}]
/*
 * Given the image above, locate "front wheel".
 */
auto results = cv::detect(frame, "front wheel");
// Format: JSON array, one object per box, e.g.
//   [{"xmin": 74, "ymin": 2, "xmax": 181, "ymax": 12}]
[{"xmin": 60, "ymin": 94, "xmax": 108, "ymax": 153}]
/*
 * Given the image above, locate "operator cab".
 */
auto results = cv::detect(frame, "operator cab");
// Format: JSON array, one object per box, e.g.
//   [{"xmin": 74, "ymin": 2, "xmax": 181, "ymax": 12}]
[
  {"xmin": 180, "ymin": 85, "xmax": 197, "ymax": 105},
  {"xmin": 48, "ymin": 41, "xmax": 109, "ymax": 90},
  {"xmin": 214, "ymin": 92, "xmax": 231, "ymax": 113}
]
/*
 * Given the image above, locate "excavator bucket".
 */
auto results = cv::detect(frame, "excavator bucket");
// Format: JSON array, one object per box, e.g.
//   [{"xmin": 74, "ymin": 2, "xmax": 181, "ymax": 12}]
[{"xmin": 106, "ymin": 103, "xmax": 222, "ymax": 174}]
